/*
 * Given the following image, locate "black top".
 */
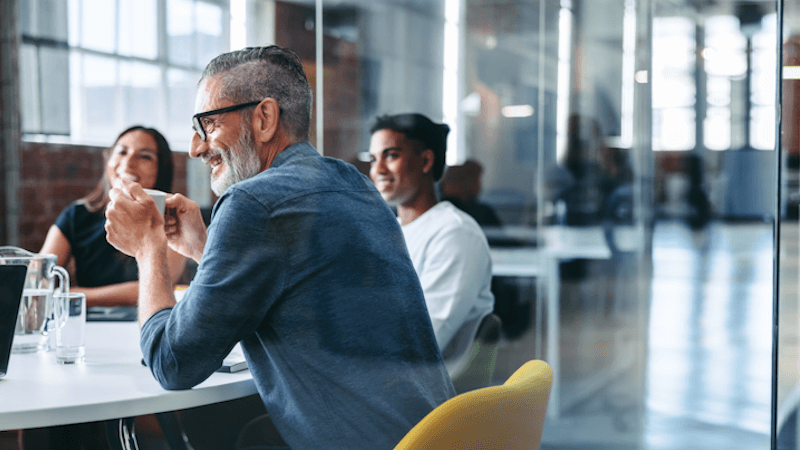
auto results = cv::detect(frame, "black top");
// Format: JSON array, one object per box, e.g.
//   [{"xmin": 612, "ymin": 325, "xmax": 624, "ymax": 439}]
[{"xmin": 55, "ymin": 202, "xmax": 138, "ymax": 287}]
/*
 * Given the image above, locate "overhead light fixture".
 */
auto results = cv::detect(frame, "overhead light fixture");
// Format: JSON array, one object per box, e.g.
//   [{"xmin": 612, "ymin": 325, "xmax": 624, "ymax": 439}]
[{"xmin": 502, "ymin": 104, "xmax": 534, "ymax": 118}]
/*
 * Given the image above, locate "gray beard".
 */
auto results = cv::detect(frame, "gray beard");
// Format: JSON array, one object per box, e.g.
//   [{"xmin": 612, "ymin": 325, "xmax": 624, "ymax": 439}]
[{"xmin": 209, "ymin": 125, "xmax": 262, "ymax": 196}]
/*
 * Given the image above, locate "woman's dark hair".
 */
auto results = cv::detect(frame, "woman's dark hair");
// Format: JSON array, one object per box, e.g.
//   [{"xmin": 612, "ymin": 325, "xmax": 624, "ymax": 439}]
[
  {"xmin": 82, "ymin": 126, "xmax": 174, "ymax": 212},
  {"xmin": 369, "ymin": 113, "xmax": 450, "ymax": 181}
]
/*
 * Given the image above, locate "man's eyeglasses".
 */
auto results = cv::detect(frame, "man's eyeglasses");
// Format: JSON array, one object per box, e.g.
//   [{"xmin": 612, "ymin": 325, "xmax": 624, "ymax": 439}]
[{"xmin": 192, "ymin": 101, "xmax": 262, "ymax": 141}]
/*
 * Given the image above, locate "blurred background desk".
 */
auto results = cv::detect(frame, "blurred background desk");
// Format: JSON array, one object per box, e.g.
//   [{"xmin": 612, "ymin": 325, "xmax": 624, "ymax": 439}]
[
  {"xmin": 488, "ymin": 226, "xmax": 613, "ymax": 418},
  {"xmin": 0, "ymin": 322, "xmax": 257, "ymax": 449}
]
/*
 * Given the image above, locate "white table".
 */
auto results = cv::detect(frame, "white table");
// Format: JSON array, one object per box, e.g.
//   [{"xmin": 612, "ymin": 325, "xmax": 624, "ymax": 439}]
[
  {"xmin": 489, "ymin": 226, "xmax": 613, "ymax": 418},
  {"xmin": 0, "ymin": 322, "xmax": 257, "ymax": 448}
]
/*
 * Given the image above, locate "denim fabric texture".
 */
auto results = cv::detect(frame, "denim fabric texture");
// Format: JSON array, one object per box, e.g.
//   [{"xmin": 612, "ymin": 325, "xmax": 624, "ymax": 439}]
[{"xmin": 141, "ymin": 142, "xmax": 455, "ymax": 449}]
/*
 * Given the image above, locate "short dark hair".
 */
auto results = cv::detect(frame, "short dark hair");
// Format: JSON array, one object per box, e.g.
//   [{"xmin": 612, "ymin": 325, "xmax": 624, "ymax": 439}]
[
  {"xmin": 370, "ymin": 113, "xmax": 450, "ymax": 181},
  {"xmin": 200, "ymin": 46, "xmax": 313, "ymax": 141},
  {"xmin": 83, "ymin": 126, "xmax": 174, "ymax": 212}
]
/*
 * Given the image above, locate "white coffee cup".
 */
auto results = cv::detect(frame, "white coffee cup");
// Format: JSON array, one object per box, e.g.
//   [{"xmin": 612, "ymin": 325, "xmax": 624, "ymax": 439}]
[{"xmin": 143, "ymin": 189, "xmax": 167, "ymax": 215}]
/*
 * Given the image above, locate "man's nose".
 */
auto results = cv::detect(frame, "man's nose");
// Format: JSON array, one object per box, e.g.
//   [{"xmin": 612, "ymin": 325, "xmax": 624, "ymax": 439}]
[{"xmin": 189, "ymin": 132, "xmax": 207, "ymax": 159}]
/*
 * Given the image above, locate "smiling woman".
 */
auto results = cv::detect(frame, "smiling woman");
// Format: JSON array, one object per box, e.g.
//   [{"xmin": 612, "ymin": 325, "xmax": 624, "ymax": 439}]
[{"xmin": 37, "ymin": 126, "xmax": 186, "ymax": 308}]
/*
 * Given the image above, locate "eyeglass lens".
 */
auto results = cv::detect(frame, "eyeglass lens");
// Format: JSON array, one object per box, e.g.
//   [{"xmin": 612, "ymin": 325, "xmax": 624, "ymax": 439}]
[{"xmin": 192, "ymin": 117, "xmax": 206, "ymax": 141}]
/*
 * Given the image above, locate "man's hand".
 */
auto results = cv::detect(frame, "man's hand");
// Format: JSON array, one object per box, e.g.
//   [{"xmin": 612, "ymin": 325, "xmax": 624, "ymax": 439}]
[
  {"xmin": 105, "ymin": 179, "xmax": 167, "ymax": 259},
  {"xmin": 164, "ymin": 194, "xmax": 207, "ymax": 264}
]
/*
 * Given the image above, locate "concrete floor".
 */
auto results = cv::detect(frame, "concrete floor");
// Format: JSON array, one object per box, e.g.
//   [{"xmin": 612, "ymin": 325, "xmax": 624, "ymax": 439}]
[{"xmin": 495, "ymin": 220, "xmax": 775, "ymax": 449}]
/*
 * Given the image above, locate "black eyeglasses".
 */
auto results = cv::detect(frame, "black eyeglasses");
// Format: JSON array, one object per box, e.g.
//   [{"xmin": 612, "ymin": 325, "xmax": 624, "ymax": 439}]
[{"xmin": 192, "ymin": 100, "xmax": 262, "ymax": 141}]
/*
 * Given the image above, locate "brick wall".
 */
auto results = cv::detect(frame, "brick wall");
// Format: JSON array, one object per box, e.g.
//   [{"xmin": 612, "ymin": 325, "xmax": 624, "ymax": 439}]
[{"xmin": 17, "ymin": 141, "xmax": 188, "ymax": 251}]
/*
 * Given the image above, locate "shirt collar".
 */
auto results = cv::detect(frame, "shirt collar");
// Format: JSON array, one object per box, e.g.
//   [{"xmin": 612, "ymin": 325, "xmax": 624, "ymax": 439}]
[{"xmin": 270, "ymin": 141, "xmax": 319, "ymax": 169}]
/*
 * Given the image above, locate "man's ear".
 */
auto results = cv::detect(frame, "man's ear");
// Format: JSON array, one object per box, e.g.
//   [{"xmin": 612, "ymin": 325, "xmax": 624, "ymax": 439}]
[
  {"xmin": 421, "ymin": 148, "xmax": 435, "ymax": 176},
  {"xmin": 251, "ymin": 98, "xmax": 281, "ymax": 144}
]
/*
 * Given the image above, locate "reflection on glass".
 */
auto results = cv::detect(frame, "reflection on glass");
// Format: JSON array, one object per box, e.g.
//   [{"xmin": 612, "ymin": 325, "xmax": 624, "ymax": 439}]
[
  {"xmin": 656, "ymin": 108, "xmax": 696, "ymax": 150},
  {"xmin": 653, "ymin": 16, "xmax": 695, "ymax": 151},
  {"xmin": 753, "ymin": 16, "xmax": 778, "ymax": 105},
  {"xmin": 705, "ymin": 16, "xmax": 748, "ymax": 77},
  {"xmin": 751, "ymin": 106, "xmax": 775, "ymax": 150},
  {"xmin": 705, "ymin": 107, "xmax": 732, "ymax": 150}
]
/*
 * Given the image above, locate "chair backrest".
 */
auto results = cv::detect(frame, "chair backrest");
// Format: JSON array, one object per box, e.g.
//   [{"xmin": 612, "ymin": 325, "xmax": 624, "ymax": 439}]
[
  {"xmin": 451, "ymin": 313, "xmax": 502, "ymax": 394},
  {"xmin": 395, "ymin": 359, "xmax": 553, "ymax": 450}
]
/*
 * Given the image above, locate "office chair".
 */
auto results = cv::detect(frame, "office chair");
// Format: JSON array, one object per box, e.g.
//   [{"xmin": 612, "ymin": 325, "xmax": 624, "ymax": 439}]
[
  {"xmin": 394, "ymin": 359, "xmax": 553, "ymax": 450},
  {"xmin": 450, "ymin": 313, "xmax": 502, "ymax": 394}
]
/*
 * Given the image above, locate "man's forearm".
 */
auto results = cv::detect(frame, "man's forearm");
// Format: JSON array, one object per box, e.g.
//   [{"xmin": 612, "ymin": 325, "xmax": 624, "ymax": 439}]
[{"xmin": 137, "ymin": 242, "xmax": 177, "ymax": 327}]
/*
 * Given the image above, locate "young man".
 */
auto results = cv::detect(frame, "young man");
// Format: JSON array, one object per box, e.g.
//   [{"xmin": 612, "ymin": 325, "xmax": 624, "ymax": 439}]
[
  {"xmin": 104, "ymin": 46, "xmax": 454, "ymax": 449},
  {"xmin": 368, "ymin": 113, "xmax": 494, "ymax": 376}
]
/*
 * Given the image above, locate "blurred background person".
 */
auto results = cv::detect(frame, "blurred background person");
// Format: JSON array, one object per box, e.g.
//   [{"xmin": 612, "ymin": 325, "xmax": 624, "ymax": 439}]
[
  {"xmin": 368, "ymin": 113, "xmax": 494, "ymax": 376},
  {"xmin": 439, "ymin": 159, "xmax": 502, "ymax": 227},
  {"xmin": 547, "ymin": 114, "xmax": 613, "ymax": 226},
  {"xmin": 686, "ymin": 153, "xmax": 712, "ymax": 231},
  {"xmin": 39, "ymin": 125, "xmax": 186, "ymax": 307}
]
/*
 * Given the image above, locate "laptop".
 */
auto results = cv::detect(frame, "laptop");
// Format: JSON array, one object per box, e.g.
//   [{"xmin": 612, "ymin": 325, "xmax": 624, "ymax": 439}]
[{"xmin": 0, "ymin": 265, "xmax": 28, "ymax": 378}]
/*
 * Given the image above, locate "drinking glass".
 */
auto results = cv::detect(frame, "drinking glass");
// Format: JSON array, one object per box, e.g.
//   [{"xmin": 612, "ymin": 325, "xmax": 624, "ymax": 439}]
[{"xmin": 54, "ymin": 292, "xmax": 86, "ymax": 364}]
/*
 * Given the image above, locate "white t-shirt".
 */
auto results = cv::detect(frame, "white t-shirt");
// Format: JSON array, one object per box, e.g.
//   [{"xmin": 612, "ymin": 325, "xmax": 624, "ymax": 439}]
[{"xmin": 401, "ymin": 201, "xmax": 495, "ymax": 376}]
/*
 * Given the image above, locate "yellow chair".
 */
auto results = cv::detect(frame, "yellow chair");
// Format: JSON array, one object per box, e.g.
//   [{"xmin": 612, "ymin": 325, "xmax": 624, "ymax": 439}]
[{"xmin": 394, "ymin": 360, "xmax": 553, "ymax": 450}]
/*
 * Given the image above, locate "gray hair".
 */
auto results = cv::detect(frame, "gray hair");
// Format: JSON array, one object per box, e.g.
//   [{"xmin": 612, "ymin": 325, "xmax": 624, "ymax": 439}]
[{"xmin": 200, "ymin": 46, "xmax": 313, "ymax": 141}]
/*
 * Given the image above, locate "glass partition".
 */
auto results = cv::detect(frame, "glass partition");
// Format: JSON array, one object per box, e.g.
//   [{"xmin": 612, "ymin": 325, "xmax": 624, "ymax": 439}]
[
  {"xmin": 15, "ymin": 0, "xmax": 791, "ymax": 447},
  {"xmin": 310, "ymin": 0, "xmax": 777, "ymax": 448},
  {"xmin": 315, "ymin": 0, "xmax": 654, "ymax": 447}
]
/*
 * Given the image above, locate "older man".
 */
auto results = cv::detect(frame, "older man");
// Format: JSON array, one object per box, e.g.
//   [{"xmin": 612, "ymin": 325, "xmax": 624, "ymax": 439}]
[
  {"xmin": 105, "ymin": 46, "xmax": 454, "ymax": 449},
  {"xmin": 368, "ymin": 113, "xmax": 494, "ymax": 376}
]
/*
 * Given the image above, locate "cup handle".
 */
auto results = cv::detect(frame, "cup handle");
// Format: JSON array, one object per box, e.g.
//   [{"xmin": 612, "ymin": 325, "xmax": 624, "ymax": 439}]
[
  {"xmin": 50, "ymin": 265, "xmax": 70, "ymax": 296},
  {"xmin": 49, "ymin": 265, "xmax": 70, "ymax": 332}
]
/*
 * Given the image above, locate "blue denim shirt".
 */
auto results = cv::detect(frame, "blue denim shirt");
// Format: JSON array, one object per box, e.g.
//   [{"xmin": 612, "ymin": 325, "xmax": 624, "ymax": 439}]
[{"xmin": 141, "ymin": 142, "xmax": 455, "ymax": 449}]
